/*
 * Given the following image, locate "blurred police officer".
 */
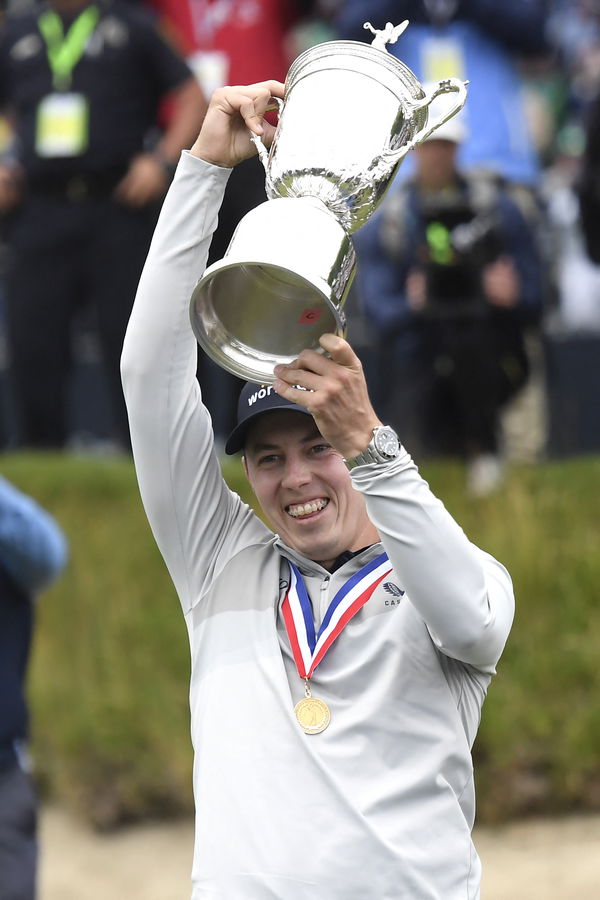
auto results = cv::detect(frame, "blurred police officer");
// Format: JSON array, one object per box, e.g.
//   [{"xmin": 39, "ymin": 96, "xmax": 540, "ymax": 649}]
[{"xmin": 0, "ymin": 0, "xmax": 205, "ymax": 449}]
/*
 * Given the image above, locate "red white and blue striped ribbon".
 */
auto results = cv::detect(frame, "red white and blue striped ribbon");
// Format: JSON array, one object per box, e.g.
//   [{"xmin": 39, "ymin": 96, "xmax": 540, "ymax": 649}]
[{"xmin": 281, "ymin": 552, "xmax": 392, "ymax": 680}]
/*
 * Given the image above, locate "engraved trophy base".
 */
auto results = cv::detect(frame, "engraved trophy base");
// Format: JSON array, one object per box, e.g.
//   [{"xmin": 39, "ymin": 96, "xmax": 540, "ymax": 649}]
[{"xmin": 190, "ymin": 195, "xmax": 355, "ymax": 383}]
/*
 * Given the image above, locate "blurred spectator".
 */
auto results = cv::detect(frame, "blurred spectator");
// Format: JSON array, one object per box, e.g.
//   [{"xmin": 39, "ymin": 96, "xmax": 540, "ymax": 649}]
[
  {"xmin": 333, "ymin": 0, "xmax": 549, "ymax": 188},
  {"xmin": 546, "ymin": 0, "xmax": 600, "ymax": 126},
  {"xmin": 144, "ymin": 0, "xmax": 302, "ymax": 94},
  {"xmin": 356, "ymin": 116, "xmax": 544, "ymax": 495},
  {"xmin": 0, "ymin": 0, "xmax": 205, "ymax": 450},
  {"xmin": 525, "ymin": 2, "xmax": 600, "ymax": 334},
  {"xmin": 577, "ymin": 87, "xmax": 600, "ymax": 264},
  {"xmin": 542, "ymin": 123, "xmax": 600, "ymax": 333},
  {"xmin": 0, "ymin": 476, "xmax": 67, "ymax": 900}
]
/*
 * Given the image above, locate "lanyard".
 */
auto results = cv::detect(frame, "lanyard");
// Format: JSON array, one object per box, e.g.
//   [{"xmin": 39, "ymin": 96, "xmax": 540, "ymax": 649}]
[
  {"xmin": 282, "ymin": 552, "xmax": 393, "ymax": 682},
  {"xmin": 38, "ymin": 5, "xmax": 100, "ymax": 91}
]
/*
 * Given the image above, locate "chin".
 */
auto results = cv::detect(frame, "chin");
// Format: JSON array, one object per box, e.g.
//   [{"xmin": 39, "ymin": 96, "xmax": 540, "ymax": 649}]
[{"xmin": 280, "ymin": 513, "xmax": 341, "ymax": 560}]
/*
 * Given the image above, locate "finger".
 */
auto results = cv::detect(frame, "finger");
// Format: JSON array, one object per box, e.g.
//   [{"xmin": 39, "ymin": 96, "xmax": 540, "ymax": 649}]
[
  {"xmin": 274, "ymin": 338, "xmax": 361, "ymax": 392},
  {"xmin": 246, "ymin": 80, "xmax": 285, "ymax": 100},
  {"xmin": 219, "ymin": 80, "xmax": 284, "ymax": 102},
  {"xmin": 239, "ymin": 97, "xmax": 274, "ymax": 135},
  {"xmin": 260, "ymin": 120, "xmax": 278, "ymax": 148},
  {"xmin": 273, "ymin": 348, "xmax": 334, "ymax": 387},
  {"xmin": 239, "ymin": 97, "xmax": 266, "ymax": 134},
  {"xmin": 228, "ymin": 81, "xmax": 284, "ymax": 122},
  {"xmin": 274, "ymin": 366, "xmax": 323, "ymax": 396},
  {"xmin": 250, "ymin": 85, "xmax": 284, "ymax": 124},
  {"xmin": 272, "ymin": 378, "xmax": 315, "ymax": 413},
  {"xmin": 318, "ymin": 333, "xmax": 361, "ymax": 369}
]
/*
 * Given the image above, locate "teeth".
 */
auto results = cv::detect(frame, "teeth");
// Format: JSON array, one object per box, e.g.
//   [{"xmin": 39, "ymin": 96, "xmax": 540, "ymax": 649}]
[{"xmin": 287, "ymin": 499, "xmax": 328, "ymax": 518}]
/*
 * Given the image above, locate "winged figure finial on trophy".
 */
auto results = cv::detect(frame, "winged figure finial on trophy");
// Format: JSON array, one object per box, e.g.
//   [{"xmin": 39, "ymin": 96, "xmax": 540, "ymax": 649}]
[{"xmin": 363, "ymin": 20, "xmax": 409, "ymax": 51}]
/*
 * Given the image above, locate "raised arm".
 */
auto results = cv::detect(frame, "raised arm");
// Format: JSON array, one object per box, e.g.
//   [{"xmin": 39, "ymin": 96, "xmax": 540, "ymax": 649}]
[
  {"xmin": 273, "ymin": 337, "xmax": 514, "ymax": 670},
  {"xmin": 121, "ymin": 82, "xmax": 284, "ymax": 612}
]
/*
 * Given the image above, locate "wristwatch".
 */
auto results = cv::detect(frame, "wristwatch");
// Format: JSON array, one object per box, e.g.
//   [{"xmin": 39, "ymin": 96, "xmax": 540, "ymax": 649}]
[{"xmin": 344, "ymin": 425, "xmax": 401, "ymax": 470}]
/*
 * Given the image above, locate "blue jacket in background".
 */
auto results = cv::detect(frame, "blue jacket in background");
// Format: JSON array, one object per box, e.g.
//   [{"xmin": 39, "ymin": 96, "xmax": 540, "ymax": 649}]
[{"xmin": 0, "ymin": 477, "xmax": 68, "ymax": 769}]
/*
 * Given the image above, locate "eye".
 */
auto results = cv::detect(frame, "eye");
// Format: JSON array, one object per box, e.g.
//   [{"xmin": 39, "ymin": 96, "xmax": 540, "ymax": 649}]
[
  {"xmin": 311, "ymin": 443, "xmax": 331, "ymax": 455},
  {"xmin": 256, "ymin": 453, "xmax": 280, "ymax": 467}
]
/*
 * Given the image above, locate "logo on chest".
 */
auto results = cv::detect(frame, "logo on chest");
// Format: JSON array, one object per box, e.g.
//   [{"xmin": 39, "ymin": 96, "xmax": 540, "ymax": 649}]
[{"xmin": 383, "ymin": 581, "xmax": 405, "ymax": 606}]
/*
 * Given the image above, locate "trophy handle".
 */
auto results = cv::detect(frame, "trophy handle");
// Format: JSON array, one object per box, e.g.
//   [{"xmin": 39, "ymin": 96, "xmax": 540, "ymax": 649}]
[
  {"xmin": 249, "ymin": 96, "xmax": 284, "ymax": 175},
  {"xmin": 376, "ymin": 77, "xmax": 468, "ymax": 170}
]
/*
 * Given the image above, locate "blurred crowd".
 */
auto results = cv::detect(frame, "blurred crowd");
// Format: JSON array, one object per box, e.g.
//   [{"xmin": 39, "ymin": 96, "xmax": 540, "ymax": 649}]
[{"xmin": 0, "ymin": 0, "xmax": 598, "ymax": 493}]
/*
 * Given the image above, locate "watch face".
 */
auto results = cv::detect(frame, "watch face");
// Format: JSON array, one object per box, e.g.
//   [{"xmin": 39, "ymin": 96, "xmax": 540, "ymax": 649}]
[{"xmin": 375, "ymin": 427, "xmax": 399, "ymax": 457}]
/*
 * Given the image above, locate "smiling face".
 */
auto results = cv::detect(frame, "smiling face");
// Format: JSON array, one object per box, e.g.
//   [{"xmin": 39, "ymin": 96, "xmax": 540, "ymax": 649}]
[{"xmin": 243, "ymin": 410, "xmax": 379, "ymax": 569}]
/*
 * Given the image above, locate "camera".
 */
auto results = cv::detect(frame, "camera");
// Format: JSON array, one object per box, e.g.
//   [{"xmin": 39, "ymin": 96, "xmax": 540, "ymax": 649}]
[{"xmin": 419, "ymin": 196, "xmax": 505, "ymax": 317}]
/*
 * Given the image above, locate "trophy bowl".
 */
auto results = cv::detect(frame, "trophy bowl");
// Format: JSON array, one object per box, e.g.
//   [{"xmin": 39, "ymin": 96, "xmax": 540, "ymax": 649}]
[{"xmin": 190, "ymin": 196, "xmax": 355, "ymax": 383}]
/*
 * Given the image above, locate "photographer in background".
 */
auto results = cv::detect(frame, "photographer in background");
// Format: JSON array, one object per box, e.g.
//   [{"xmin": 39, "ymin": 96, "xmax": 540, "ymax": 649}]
[{"xmin": 358, "ymin": 113, "xmax": 544, "ymax": 495}]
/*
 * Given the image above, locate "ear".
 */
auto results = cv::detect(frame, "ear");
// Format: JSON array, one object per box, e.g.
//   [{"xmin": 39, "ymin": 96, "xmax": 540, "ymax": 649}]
[
  {"xmin": 242, "ymin": 454, "xmax": 259, "ymax": 500},
  {"xmin": 242, "ymin": 454, "xmax": 250, "ymax": 481}
]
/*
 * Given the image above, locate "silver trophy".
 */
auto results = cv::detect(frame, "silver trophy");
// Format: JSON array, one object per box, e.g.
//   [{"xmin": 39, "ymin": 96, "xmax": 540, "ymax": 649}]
[{"xmin": 190, "ymin": 21, "xmax": 467, "ymax": 383}]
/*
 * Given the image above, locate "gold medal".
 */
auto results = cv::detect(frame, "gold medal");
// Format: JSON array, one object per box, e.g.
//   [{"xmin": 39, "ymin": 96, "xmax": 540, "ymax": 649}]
[
  {"xmin": 295, "ymin": 696, "xmax": 330, "ymax": 734},
  {"xmin": 294, "ymin": 679, "xmax": 330, "ymax": 734},
  {"xmin": 282, "ymin": 557, "xmax": 392, "ymax": 736}
]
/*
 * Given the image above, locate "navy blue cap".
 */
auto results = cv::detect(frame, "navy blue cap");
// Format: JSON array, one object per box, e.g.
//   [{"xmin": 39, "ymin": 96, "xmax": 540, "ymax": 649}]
[{"xmin": 224, "ymin": 381, "xmax": 311, "ymax": 455}]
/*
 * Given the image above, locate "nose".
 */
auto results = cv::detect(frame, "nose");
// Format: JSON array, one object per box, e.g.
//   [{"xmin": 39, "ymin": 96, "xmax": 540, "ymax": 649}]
[{"xmin": 281, "ymin": 454, "xmax": 312, "ymax": 490}]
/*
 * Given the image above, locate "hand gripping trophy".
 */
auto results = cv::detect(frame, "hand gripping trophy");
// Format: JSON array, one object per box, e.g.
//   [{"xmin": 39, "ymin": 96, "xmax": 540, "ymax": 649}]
[{"xmin": 189, "ymin": 21, "xmax": 468, "ymax": 383}]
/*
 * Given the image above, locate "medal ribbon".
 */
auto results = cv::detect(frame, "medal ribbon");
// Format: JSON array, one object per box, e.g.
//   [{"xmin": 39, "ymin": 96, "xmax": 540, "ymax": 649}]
[
  {"xmin": 38, "ymin": 5, "xmax": 100, "ymax": 91},
  {"xmin": 282, "ymin": 553, "xmax": 393, "ymax": 680}
]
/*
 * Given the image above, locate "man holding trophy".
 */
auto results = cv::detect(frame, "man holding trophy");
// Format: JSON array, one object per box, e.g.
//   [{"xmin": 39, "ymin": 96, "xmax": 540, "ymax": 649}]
[{"xmin": 122, "ymin": 30, "xmax": 514, "ymax": 900}]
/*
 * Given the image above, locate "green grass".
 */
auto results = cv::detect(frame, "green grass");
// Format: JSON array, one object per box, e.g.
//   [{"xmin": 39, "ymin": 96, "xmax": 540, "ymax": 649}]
[{"xmin": 3, "ymin": 452, "xmax": 600, "ymax": 827}]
